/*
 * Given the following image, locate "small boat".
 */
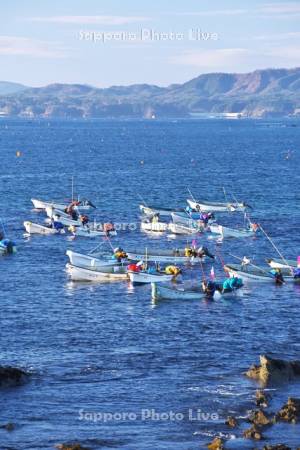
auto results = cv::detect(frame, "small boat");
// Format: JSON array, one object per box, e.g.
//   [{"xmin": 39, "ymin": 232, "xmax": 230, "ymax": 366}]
[
  {"xmin": 267, "ymin": 258, "xmax": 297, "ymax": 270},
  {"xmin": 32, "ymin": 198, "xmax": 95, "ymax": 212},
  {"xmin": 66, "ymin": 250, "xmax": 122, "ymax": 269},
  {"xmin": 66, "ymin": 263, "xmax": 128, "ymax": 282},
  {"xmin": 224, "ymin": 263, "xmax": 296, "ymax": 283},
  {"xmin": 126, "ymin": 247, "xmax": 213, "ymax": 264},
  {"xmin": 209, "ymin": 224, "xmax": 256, "ymax": 238},
  {"xmin": 187, "ymin": 199, "xmax": 247, "ymax": 212},
  {"xmin": 24, "ymin": 221, "xmax": 65, "ymax": 235},
  {"xmin": 168, "ymin": 223, "xmax": 203, "ymax": 235},
  {"xmin": 0, "ymin": 238, "xmax": 16, "ymax": 255},
  {"xmin": 171, "ymin": 211, "xmax": 214, "ymax": 225},
  {"xmin": 151, "ymin": 282, "xmax": 241, "ymax": 300},
  {"xmin": 46, "ymin": 208, "xmax": 82, "ymax": 227},
  {"xmin": 139, "ymin": 204, "xmax": 186, "ymax": 217},
  {"xmin": 141, "ymin": 220, "xmax": 168, "ymax": 233},
  {"xmin": 128, "ymin": 271, "xmax": 175, "ymax": 284},
  {"xmin": 69, "ymin": 225, "xmax": 117, "ymax": 238}
]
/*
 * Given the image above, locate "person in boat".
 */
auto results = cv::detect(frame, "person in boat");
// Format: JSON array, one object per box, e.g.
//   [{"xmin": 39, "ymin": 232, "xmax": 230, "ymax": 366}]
[
  {"xmin": 50, "ymin": 215, "xmax": 64, "ymax": 232},
  {"xmin": 293, "ymin": 267, "xmax": 300, "ymax": 279},
  {"xmin": 165, "ymin": 265, "xmax": 181, "ymax": 276},
  {"xmin": 80, "ymin": 215, "xmax": 89, "ymax": 227},
  {"xmin": 221, "ymin": 276, "xmax": 243, "ymax": 293},
  {"xmin": 127, "ymin": 262, "xmax": 143, "ymax": 272},
  {"xmin": 197, "ymin": 246, "xmax": 215, "ymax": 259},
  {"xmin": 113, "ymin": 247, "xmax": 127, "ymax": 261},
  {"xmin": 202, "ymin": 280, "xmax": 217, "ymax": 297},
  {"xmin": 270, "ymin": 268, "xmax": 285, "ymax": 284},
  {"xmin": 151, "ymin": 213, "xmax": 160, "ymax": 224}
]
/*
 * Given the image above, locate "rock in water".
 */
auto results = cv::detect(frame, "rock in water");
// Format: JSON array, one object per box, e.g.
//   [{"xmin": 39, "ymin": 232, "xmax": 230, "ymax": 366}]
[
  {"xmin": 275, "ymin": 397, "xmax": 300, "ymax": 423},
  {"xmin": 207, "ymin": 437, "xmax": 224, "ymax": 449},
  {"xmin": 243, "ymin": 425, "xmax": 263, "ymax": 440},
  {"xmin": 263, "ymin": 445, "xmax": 291, "ymax": 450},
  {"xmin": 246, "ymin": 355, "xmax": 300, "ymax": 385},
  {"xmin": 55, "ymin": 445, "xmax": 90, "ymax": 450},
  {"xmin": 225, "ymin": 415, "xmax": 238, "ymax": 427},
  {"xmin": 256, "ymin": 389, "xmax": 269, "ymax": 407},
  {"xmin": 0, "ymin": 367, "xmax": 28, "ymax": 387},
  {"xmin": 0, "ymin": 422, "xmax": 15, "ymax": 431},
  {"xmin": 249, "ymin": 409, "xmax": 271, "ymax": 426}
]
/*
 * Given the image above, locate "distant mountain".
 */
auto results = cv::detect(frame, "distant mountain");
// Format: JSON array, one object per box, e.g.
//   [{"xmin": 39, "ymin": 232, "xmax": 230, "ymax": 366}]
[
  {"xmin": 0, "ymin": 81, "xmax": 28, "ymax": 95},
  {"xmin": 0, "ymin": 68, "xmax": 300, "ymax": 118}
]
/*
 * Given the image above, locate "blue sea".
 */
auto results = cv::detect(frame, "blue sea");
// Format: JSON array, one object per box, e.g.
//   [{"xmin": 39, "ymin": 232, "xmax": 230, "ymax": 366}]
[{"xmin": 0, "ymin": 118, "xmax": 300, "ymax": 450}]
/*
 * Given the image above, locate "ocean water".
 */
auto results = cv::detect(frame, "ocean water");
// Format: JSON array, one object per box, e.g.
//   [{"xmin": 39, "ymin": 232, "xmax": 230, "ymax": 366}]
[{"xmin": 0, "ymin": 118, "xmax": 300, "ymax": 450}]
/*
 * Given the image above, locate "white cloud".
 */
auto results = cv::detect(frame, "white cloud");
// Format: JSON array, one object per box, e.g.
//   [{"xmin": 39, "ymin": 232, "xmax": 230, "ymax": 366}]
[
  {"xmin": 29, "ymin": 15, "xmax": 150, "ymax": 25},
  {"xmin": 254, "ymin": 31, "xmax": 300, "ymax": 41},
  {"xmin": 259, "ymin": 2, "xmax": 300, "ymax": 15},
  {"xmin": 169, "ymin": 47, "xmax": 300, "ymax": 72},
  {"xmin": 178, "ymin": 9, "xmax": 248, "ymax": 17},
  {"xmin": 169, "ymin": 48, "xmax": 250, "ymax": 69},
  {"xmin": 0, "ymin": 36, "xmax": 67, "ymax": 58}
]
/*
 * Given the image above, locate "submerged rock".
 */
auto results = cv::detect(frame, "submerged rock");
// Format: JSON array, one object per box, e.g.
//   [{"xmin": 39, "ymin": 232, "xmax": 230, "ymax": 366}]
[
  {"xmin": 0, "ymin": 422, "xmax": 15, "ymax": 431},
  {"xmin": 256, "ymin": 389, "xmax": 270, "ymax": 407},
  {"xmin": 225, "ymin": 415, "xmax": 238, "ymax": 428},
  {"xmin": 243, "ymin": 424, "xmax": 263, "ymax": 440},
  {"xmin": 263, "ymin": 445, "xmax": 291, "ymax": 450},
  {"xmin": 55, "ymin": 444, "xmax": 90, "ymax": 450},
  {"xmin": 275, "ymin": 397, "xmax": 300, "ymax": 424},
  {"xmin": 249, "ymin": 409, "xmax": 271, "ymax": 426},
  {"xmin": 246, "ymin": 355, "xmax": 300, "ymax": 385},
  {"xmin": 0, "ymin": 367, "xmax": 28, "ymax": 387},
  {"xmin": 207, "ymin": 437, "xmax": 224, "ymax": 449}
]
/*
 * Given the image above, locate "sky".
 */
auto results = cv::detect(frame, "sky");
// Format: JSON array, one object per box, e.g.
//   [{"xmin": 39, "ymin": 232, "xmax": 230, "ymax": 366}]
[{"xmin": 1, "ymin": 0, "xmax": 300, "ymax": 87}]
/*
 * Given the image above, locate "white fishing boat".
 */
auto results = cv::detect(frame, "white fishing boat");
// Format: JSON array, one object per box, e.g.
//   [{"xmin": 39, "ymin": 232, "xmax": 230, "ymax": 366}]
[
  {"xmin": 187, "ymin": 199, "xmax": 246, "ymax": 212},
  {"xmin": 128, "ymin": 271, "xmax": 175, "ymax": 284},
  {"xmin": 141, "ymin": 220, "xmax": 168, "ymax": 233},
  {"xmin": 139, "ymin": 204, "xmax": 186, "ymax": 217},
  {"xmin": 224, "ymin": 263, "xmax": 296, "ymax": 283},
  {"xmin": 46, "ymin": 212, "xmax": 83, "ymax": 227},
  {"xmin": 151, "ymin": 283, "xmax": 240, "ymax": 300},
  {"xmin": 23, "ymin": 221, "xmax": 65, "ymax": 235},
  {"xmin": 210, "ymin": 224, "xmax": 256, "ymax": 238},
  {"xmin": 168, "ymin": 223, "xmax": 202, "ymax": 235},
  {"xmin": 66, "ymin": 263, "xmax": 128, "ymax": 282},
  {"xmin": 69, "ymin": 224, "xmax": 117, "ymax": 238},
  {"xmin": 66, "ymin": 250, "xmax": 121, "ymax": 269},
  {"xmin": 32, "ymin": 198, "xmax": 95, "ymax": 212},
  {"xmin": 126, "ymin": 247, "xmax": 213, "ymax": 264},
  {"xmin": 171, "ymin": 212, "xmax": 214, "ymax": 226},
  {"xmin": 267, "ymin": 258, "xmax": 297, "ymax": 270}
]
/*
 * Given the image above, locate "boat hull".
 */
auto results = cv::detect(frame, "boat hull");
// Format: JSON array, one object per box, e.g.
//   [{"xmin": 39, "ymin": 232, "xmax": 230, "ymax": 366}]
[
  {"xmin": 71, "ymin": 227, "xmax": 117, "ymax": 238},
  {"xmin": 128, "ymin": 271, "xmax": 174, "ymax": 284},
  {"xmin": 187, "ymin": 199, "xmax": 245, "ymax": 212},
  {"xmin": 210, "ymin": 224, "xmax": 255, "ymax": 238},
  {"xmin": 141, "ymin": 222, "xmax": 168, "ymax": 233},
  {"xmin": 24, "ymin": 221, "xmax": 63, "ymax": 235},
  {"xmin": 267, "ymin": 258, "xmax": 297, "ymax": 269},
  {"xmin": 139, "ymin": 204, "xmax": 185, "ymax": 217},
  {"xmin": 66, "ymin": 250, "xmax": 121, "ymax": 270},
  {"xmin": 31, "ymin": 198, "xmax": 93, "ymax": 211},
  {"xmin": 224, "ymin": 264, "xmax": 296, "ymax": 283},
  {"xmin": 126, "ymin": 251, "xmax": 205, "ymax": 264},
  {"xmin": 66, "ymin": 264, "xmax": 128, "ymax": 282},
  {"xmin": 168, "ymin": 223, "xmax": 201, "ymax": 235}
]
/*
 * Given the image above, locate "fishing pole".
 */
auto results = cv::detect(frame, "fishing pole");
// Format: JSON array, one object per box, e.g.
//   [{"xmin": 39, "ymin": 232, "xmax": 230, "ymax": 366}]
[
  {"xmin": 259, "ymin": 224, "xmax": 294, "ymax": 275},
  {"xmin": 187, "ymin": 187, "xmax": 196, "ymax": 203}
]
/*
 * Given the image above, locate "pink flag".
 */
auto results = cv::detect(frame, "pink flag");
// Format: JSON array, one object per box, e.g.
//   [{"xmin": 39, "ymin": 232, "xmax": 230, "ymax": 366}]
[
  {"xmin": 192, "ymin": 239, "xmax": 197, "ymax": 247},
  {"xmin": 297, "ymin": 256, "xmax": 300, "ymax": 267},
  {"xmin": 210, "ymin": 266, "xmax": 215, "ymax": 281}
]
